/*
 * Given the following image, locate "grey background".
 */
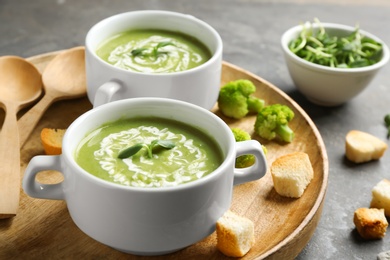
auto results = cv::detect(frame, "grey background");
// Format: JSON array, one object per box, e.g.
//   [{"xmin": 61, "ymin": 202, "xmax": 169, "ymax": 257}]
[{"xmin": 1, "ymin": 0, "xmax": 390, "ymax": 259}]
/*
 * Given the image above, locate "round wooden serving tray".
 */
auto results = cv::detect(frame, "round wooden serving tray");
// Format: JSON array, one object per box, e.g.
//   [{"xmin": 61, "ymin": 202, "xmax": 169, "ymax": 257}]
[{"xmin": 0, "ymin": 50, "xmax": 328, "ymax": 259}]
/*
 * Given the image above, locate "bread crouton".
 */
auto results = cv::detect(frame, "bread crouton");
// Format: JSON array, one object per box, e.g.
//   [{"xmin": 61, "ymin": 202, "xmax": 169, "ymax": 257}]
[
  {"xmin": 216, "ymin": 210, "xmax": 254, "ymax": 257},
  {"xmin": 270, "ymin": 152, "xmax": 313, "ymax": 198},
  {"xmin": 377, "ymin": 250, "xmax": 390, "ymax": 260},
  {"xmin": 370, "ymin": 179, "xmax": 390, "ymax": 217},
  {"xmin": 353, "ymin": 208, "xmax": 388, "ymax": 239},
  {"xmin": 40, "ymin": 128, "xmax": 66, "ymax": 155},
  {"xmin": 345, "ymin": 130, "xmax": 387, "ymax": 163}
]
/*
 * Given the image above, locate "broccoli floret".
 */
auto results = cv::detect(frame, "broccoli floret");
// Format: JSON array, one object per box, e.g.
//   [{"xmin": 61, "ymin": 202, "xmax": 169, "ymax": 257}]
[
  {"xmin": 232, "ymin": 128, "xmax": 252, "ymax": 143},
  {"xmin": 218, "ymin": 80, "xmax": 265, "ymax": 119},
  {"xmin": 231, "ymin": 128, "xmax": 267, "ymax": 168},
  {"xmin": 254, "ymin": 104, "xmax": 295, "ymax": 143},
  {"xmin": 231, "ymin": 128, "xmax": 256, "ymax": 168}
]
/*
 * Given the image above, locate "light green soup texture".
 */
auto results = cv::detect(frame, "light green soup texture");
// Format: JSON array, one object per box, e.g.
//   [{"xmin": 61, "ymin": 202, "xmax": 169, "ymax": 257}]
[
  {"xmin": 96, "ymin": 29, "xmax": 212, "ymax": 73},
  {"xmin": 75, "ymin": 117, "xmax": 223, "ymax": 188}
]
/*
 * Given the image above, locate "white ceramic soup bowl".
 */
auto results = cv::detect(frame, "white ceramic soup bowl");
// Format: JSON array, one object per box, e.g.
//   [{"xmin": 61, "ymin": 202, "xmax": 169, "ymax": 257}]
[
  {"xmin": 85, "ymin": 10, "xmax": 223, "ymax": 109},
  {"xmin": 281, "ymin": 22, "xmax": 389, "ymax": 106},
  {"xmin": 23, "ymin": 98, "xmax": 267, "ymax": 256}
]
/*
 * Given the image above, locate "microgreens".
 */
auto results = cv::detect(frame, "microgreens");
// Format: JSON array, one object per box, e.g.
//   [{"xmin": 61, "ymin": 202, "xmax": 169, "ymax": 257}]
[
  {"xmin": 118, "ymin": 139, "xmax": 176, "ymax": 159},
  {"xmin": 384, "ymin": 114, "xmax": 390, "ymax": 139},
  {"xmin": 131, "ymin": 41, "xmax": 175, "ymax": 59},
  {"xmin": 288, "ymin": 18, "xmax": 383, "ymax": 68}
]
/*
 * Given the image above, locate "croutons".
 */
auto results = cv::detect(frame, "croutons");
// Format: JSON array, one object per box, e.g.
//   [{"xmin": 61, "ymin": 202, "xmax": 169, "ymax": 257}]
[
  {"xmin": 353, "ymin": 208, "xmax": 388, "ymax": 240},
  {"xmin": 370, "ymin": 179, "xmax": 390, "ymax": 217},
  {"xmin": 270, "ymin": 152, "xmax": 314, "ymax": 198},
  {"xmin": 40, "ymin": 128, "xmax": 66, "ymax": 155},
  {"xmin": 345, "ymin": 130, "xmax": 387, "ymax": 163},
  {"xmin": 377, "ymin": 250, "xmax": 390, "ymax": 260},
  {"xmin": 216, "ymin": 210, "xmax": 255, "ymax": 257}
]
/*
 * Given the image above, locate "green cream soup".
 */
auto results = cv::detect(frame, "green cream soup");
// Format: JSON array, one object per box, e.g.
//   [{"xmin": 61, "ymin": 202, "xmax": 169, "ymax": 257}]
[
  {"xmin": 96, "ymin": 29, "xmax": 212, "ymax": 73},
  {"xmin": 75, "ymin": 117, "xmax": 223, "ymax": 188}
]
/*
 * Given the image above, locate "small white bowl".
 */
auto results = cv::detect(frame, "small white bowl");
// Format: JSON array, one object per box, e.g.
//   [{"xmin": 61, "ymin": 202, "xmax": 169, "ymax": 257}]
[{"xmin": 281, "ymin": 23, "xmax": 390, "ymax": 106}]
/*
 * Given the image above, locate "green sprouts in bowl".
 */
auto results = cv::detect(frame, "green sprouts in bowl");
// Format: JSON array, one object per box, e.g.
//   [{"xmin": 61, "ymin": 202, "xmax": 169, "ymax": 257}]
[{"xmin": 288, "ymin": 19, "xmax": 383, "ymax": 68}]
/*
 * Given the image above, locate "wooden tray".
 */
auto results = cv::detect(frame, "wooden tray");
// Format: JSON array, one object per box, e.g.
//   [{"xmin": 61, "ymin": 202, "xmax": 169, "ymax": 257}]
[{"xmin": 0, "ymin": 50, "xmax": 328, "ymax": 259}]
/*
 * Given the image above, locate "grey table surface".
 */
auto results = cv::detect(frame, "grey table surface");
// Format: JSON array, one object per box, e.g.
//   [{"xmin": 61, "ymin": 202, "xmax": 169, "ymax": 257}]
[{"xmin": 1, "ymin": 0, "xmax": 390, "ymax": 259}]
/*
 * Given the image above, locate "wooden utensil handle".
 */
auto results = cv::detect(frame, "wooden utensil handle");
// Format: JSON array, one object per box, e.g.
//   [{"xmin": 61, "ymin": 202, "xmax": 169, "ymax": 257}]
[
  {"xmin": 18, "ymin": 94, "xmax": 54, "ymax": 147},
  {"xmin": 0, "ymin": 106, "xmax": 21, "ymax": 218}
]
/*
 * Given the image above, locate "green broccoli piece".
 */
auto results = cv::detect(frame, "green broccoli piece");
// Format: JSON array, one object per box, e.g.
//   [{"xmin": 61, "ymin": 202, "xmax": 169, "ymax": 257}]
[
  {"xmin": 231, "ymin": 128, "xmax": 267, "ymax": 168},
  {"xmin": 254, "ymin": 104, "xmax": 295, "ymax": 143},
  {"xmin": 218, "ymin": 79, "xmax": 265, "ymax": 119},
  {"xmin": 231, "ymin": 128, "xmax": 256, "ymax": 168}
]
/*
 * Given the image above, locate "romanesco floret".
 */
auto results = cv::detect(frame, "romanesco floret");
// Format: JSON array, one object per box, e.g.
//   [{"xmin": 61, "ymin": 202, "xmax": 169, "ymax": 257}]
[
  {"xmin": 231, "ymin": 128, "xmax": 255, "ymax": 168},
  {"xmin": 218, "ymin": 79, "xmax": 264, "ymax": 119},
  {"xmin": 231, "ymin": 128, "xmax": 267, "ymax": 168},
  {"xmin": 254, "ymin": 104, "xmax": 295, "ymax": 143}
]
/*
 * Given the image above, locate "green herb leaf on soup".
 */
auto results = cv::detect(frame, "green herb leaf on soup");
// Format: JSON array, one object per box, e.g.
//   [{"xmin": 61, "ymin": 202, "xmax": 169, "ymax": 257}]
[
  {"xmin": 131, "ymin": 48, "xmax": 148, "ymax": 57},
  {"xmin": 131, "ymin": 42, "xmax": 175, "ymax": 59},
  {"xmin": 118, "ymin": 143, "xmax": 144, "ymax": 159},
  {"xmin": 153, "ymin": 41, "xmax": 175, "ymax": 57},
  {"xmin": 118, "ymin": 140, "xmax": 176, "ymax": 159},
  {"xmin": 152, "ymin": 139, "xmax": 176, "ymax": 149}
]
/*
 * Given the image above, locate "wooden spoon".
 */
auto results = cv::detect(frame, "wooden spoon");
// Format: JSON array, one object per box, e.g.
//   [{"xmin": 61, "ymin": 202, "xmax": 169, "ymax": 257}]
[
  {"xmin": 0, "ymin": 56, "xmax": 42, "ymax": 219},
  {"xmin": 18, "ymin": 46, "xmax": 86, "ymax": 147}
]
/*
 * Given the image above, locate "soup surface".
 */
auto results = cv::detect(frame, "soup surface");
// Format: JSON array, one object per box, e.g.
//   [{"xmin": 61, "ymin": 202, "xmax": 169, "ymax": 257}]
[
  {"xmin": 96, "ymin": 29, "xmax": 212, "ymax": 73},
  {"xmin": 75, "ymin": 117, "xmax": 223, "ymax": 188}
]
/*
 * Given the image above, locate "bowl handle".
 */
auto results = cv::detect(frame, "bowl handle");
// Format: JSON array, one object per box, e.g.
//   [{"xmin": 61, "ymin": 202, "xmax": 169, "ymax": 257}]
[
  {"xmin": 233, "ymin": 140, "xmax": 267, "ymax": 186},
  {"xmin": 93, "ymin": 79, "xmax": 123, "ymax": 108},
  {"xmin": 22, "ymin": 155, "xmax": 65, "ymax": 200}
]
